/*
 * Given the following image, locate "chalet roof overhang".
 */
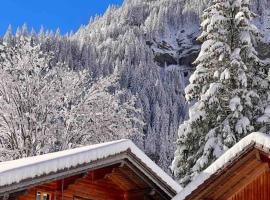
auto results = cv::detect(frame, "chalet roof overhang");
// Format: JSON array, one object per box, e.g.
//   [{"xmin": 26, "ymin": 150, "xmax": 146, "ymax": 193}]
[
  {"xmin": 173, "ymin": 132, "xmax": 270, "ymax": 200},
  {"xmin": 0, "ymin": 150, "xmax": 175, "ymax": 198},
  {"xmin": 0, "ymin": 140, "xmax": 182, "ymax": 199}
]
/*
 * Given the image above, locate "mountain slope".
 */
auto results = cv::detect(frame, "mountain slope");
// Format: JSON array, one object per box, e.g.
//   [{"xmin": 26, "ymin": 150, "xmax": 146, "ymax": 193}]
[
  {"xmin": 71, "ymin": 0, "xmax": 270, "ymax": 173},
  {"xmin": 1, "ymin": 0, "xmax": 269, "ymax": 175}
]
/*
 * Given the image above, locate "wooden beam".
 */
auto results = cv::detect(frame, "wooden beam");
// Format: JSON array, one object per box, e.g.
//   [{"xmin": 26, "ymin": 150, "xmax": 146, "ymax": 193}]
[
  {"xmin": 86, "ymin": 164, "xmax": 120, "ymax": 182},
  {"xmin": 256, "ymin": 150, "xmax": 270, "ymax": 171},
  {"xmin": 74, "ymin": 180, "xmax": 123, "ymax": 193},
  {"xmin": 81, "ymin": 178, "xmax": 122, "ymax": 190},
  {"xmin": 63, "ymin": 184, "xmax": 124, "ymax": 200},
  {"xmin": 124, "ymin": 188, "xmax": 152, "ymax": 200},
  {"xmin": 123, "ymin": 160, "xmax": 169, "ymax": 200},
  {"xmin": 255, "ymin": 149, "xmax": 262, "ymax": 161},
  {"xmin": 106, "ymin": 172, "xmax": 135, "ymax": 191},
  {"xmin": 117, "ymin": 165, "xmax": 148, "ymax": 188}
]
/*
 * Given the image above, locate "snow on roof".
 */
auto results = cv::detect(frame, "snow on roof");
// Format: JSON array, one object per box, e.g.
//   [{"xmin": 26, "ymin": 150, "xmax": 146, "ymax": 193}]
[
  {"xmin": 0, "ymin": 139, "xmax": 182, "ymax": 193},
  {"xmin": 173, "ymin": 132, "xmax": 270, "ymax": 200}
]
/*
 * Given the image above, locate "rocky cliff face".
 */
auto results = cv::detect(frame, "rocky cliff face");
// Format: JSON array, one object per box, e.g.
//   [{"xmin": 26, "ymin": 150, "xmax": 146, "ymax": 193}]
[{"xmin": 71, "ymin": 0, "xmax": 270, "ymax": 174}]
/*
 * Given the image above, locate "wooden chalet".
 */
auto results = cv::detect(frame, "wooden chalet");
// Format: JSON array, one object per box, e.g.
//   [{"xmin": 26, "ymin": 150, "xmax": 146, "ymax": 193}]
[
  {"xmin": 173, "ymin": 132, "xmax": 270, "ymax": 200},
  {"xmin": 0, "ymin": 140, "xmax": 182, "ymax": 200}
]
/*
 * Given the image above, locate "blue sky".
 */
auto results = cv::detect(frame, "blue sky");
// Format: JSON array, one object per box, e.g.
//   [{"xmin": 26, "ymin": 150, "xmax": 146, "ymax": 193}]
[{"xmin": 0, "ymin": 0, "xmax": 124, "ymax": 36}]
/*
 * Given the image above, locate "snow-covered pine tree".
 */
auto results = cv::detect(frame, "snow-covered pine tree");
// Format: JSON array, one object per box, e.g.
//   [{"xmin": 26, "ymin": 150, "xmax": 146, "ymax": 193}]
[
  {"xmin": 3, "ymin": 25, "xmax": 14, "ymax": 47},
  {"xmin": 172, "ymin": 0, "xmax": 269, "ymax": 185}
]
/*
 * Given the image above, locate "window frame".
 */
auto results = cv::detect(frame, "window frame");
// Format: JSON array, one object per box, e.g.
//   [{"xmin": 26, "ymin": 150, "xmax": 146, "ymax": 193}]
[{"xmin": 36, "ymin": 190, "xmax": 52, "ymax": 200}]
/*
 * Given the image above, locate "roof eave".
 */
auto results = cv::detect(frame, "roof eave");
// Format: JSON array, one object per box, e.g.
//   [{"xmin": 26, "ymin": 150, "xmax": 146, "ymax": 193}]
[{"xmin": 0, "ymin": 150, "xmax": 178, "ymax": 198}]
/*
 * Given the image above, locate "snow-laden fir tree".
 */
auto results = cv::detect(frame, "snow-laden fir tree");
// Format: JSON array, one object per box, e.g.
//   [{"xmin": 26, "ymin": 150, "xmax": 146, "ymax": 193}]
[{"xmin": 172, "ymin": 0, "xmax": 270, "ymax": 185}]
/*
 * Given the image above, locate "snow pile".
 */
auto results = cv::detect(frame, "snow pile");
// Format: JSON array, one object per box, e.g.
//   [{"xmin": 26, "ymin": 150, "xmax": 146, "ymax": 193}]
[
  {"xmin": 173, "ymin": 132, "xmax": 270, "ymax": 200},
  {"xmin": 0, "ymin": 139, "xmax": 182, "ymax": 193}
]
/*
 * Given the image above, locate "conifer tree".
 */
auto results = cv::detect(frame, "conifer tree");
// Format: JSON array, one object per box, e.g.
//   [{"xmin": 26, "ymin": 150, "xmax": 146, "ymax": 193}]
[
  {"xmin": 172, "ymin": 0, "xmax": 270, "ymax": 185},
  {"xmin": 3, "ymin": 25, "xmax": 14, "ymax": 46}
]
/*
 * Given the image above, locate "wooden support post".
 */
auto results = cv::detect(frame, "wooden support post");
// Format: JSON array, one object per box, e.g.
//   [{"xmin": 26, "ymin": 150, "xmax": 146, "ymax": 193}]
[{"xmin": 255, "ymin": 149, "xmax": 262, "ymax": 161}]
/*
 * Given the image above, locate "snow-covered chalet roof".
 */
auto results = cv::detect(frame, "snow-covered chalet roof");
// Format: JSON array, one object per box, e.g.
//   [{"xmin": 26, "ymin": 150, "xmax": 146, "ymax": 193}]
[
  {"xmin": 0, "ymin": 139, "xmax": 182, "ymax": 193},
  {"xmin": 173, "ymin": 132, "xmax": 270, "ymax": 200}
]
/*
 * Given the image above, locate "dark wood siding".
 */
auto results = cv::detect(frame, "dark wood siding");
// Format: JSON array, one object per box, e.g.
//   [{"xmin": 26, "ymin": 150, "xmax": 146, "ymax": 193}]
[
  {"xmin": 228, "ymin": 170, "xmax": 270, "ymax": 200},
  {"xmin": 183, "ymin": 147, "xmax": 270, "ymax": 200},
  {"xmin": 16, "ymin": 164, "xmax": 168, "ymax": 200}
]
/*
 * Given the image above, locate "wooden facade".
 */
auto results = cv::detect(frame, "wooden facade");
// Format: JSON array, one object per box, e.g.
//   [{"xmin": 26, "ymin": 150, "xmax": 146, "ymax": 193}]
[
  {"xmin": 0, "ymin": 147, "xmax": 179, "ymax": 200},
  {"xmin": 14, "ymin": 163, "xmax": 167, "ymax": 200},
  {"xmin": 182, "ymin": 143, "xmax": 270, "ymax": 200},
  {"xmin": 228, "ymin": 170, "xmax": 270, "ymax": 200}
]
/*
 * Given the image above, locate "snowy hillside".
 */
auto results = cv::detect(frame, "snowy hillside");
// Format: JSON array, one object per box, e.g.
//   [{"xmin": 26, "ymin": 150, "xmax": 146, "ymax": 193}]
[
  {"xmin": 71, "ymin": 0, "xmax": 270, "ymax": 173},
  {"xmin": 0, "ymin": 0, "xmax": 270, "ymax": 175},
  {"xmin": 72, "ymin": 0, "xmax": 200, "ymax": 172}
]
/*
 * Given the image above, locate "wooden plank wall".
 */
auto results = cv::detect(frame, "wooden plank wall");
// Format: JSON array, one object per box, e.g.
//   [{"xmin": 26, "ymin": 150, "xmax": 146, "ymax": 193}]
[
  {"xmin": 17, "ymin": 182, "xmax": 124, "ymax": 200},
  {"xmin": 228, "ymin": 170, "xmax": 270, "ymax": 200},
  {"xmin": 16, "ymin": 164, "xmax": 154, "ymax": 200},
  {"xmin": 14, "ymin": 163, "xmax": 170, "ymax": 200}
]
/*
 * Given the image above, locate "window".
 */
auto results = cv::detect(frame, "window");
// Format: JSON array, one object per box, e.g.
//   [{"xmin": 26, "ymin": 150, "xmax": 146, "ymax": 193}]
[
  {"xmin": 36, "ymin": 191, "xmax": 51, "ymax": 200},
  {"xmin": 36, "ymin": 192, "xmax": 41, "ymax": 200},
  {"xmin": 43, "ymin": 193, "xmax": 50, "ymax": 200}
]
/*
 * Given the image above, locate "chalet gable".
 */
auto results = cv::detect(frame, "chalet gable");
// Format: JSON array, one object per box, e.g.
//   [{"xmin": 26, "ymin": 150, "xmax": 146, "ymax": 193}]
[
  {"xmin": 0, "ymin": 139, "xmax": 182, "ymax": 200},
  {"xmin": 173, "ymin": 132, "xmax": 270, "ymax": 200}
]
